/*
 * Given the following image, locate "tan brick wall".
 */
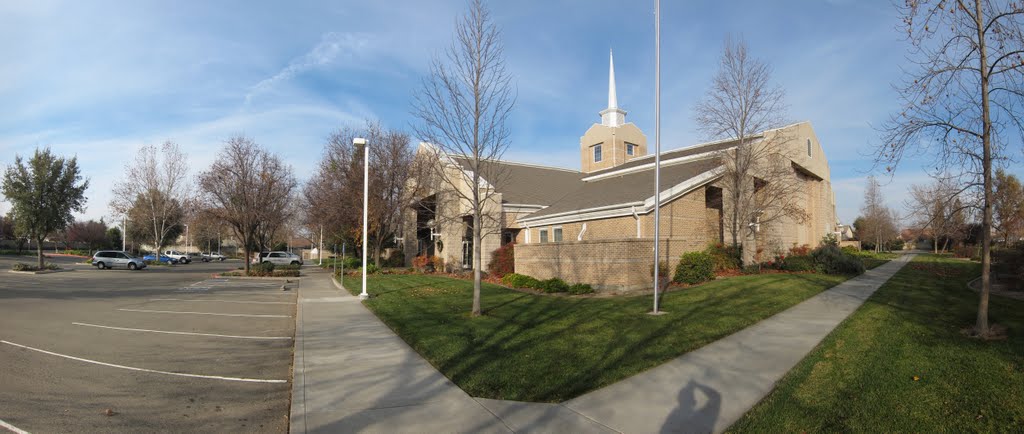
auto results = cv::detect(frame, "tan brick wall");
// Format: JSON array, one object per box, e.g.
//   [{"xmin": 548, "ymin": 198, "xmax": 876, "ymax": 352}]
[{"xmin": 515, "ymin": 237, "xmax": 706, "ymax": 292}]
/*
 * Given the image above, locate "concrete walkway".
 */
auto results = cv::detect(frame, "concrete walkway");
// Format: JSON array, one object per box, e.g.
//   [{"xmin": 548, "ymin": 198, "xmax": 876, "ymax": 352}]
[{"xmin": 291, "ymin": 255, "xmax": 913, "ymax": 433}]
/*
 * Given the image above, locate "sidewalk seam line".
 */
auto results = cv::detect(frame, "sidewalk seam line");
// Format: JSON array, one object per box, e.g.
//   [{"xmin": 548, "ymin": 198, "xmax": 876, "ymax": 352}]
[{"xmin": 468, "ymin": 397, "xmax": 517, "ymax": 433}]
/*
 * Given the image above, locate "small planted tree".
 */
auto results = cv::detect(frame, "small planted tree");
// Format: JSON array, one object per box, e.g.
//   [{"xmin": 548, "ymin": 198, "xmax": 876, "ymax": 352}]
[
  {"xmin": 879, "ymin": 0, "xmax": 1024, "ymax": 336},
  {"xmin": 412, "ymin": 0, "xmax": 515, "ymax": 316},
  {"xmin": 1, "ymin": 147, "xmax": 89, "ymax": 268},
  {"xmin": 694, "ymin": 36, "xmax": 805, "ymax": 265}
]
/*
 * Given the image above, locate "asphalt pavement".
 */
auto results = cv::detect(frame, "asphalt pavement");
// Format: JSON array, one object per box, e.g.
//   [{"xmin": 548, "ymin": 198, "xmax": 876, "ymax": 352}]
[{"xmin": 0, "ymin": 255, "xmax": 296, "ymax": 433}]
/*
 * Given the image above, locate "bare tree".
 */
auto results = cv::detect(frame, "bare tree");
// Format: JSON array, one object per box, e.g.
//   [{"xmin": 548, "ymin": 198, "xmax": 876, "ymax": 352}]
[
  {"xmin": 908, "ymin": 177, "xmax": 961, "ymax": 253},
  {"xmin": 110, "ymin": 141, "xmax": 189, "ymax": 258},
  {"xmin": 412, "ymin": 0, "xmax": 515, "ymax": 316},
  {"xmin": 304, "ymin": 121, "xmax": 417, "ymax": 266},
  {"xmin": 365, "ymin": 122, "xmax": 416, "ymax": 267},
  {"xmin": 993, "ymin": 169, "xmax": 1024, "ymax": 245},
  {"xmin": 879, "ymin": 0, "xmax": 1024, "ymax": 337},
  {"xmin": 860, "ymin": 176, "xmax": 901, "ymax": 252},
  {"xmin": 695, "ymin": 36, "xmax": 804, "ymax": 264},
  {"xmin": 198, "ymin": 135, "xmax": 296, "ymax": 275}
]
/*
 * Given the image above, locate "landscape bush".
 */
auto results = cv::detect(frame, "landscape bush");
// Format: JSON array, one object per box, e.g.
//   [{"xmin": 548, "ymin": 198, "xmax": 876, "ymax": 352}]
[
  {"xmin": 251, "ymin": 261, "xmax": 275, "ymax": 274},
  {"xmin": 487, "ymin": 243, "xmax": 515, "ymax": 278},
  {"xmin": 952, "ymin": 245, "xmax": 977, "ymax": 259},
  {"xmin": 538, "ymin": 278, "xmax": 570, "ymax": 293},
  {"xmin": 277, "ymin": 263, "xmax": 301, "ymax": 271},
  {"xmin": 412, "ymin": 255, "xmax": 432, "ymax": 271},
  {"xmin": 342, "ymin": 256, "xmax": 361, "ymax": 270},
  {"xmin": 568, "ymin": 283, "xmax": 594, "ymax": 295},
  {"xmin": 673, "ymin": 251, "xmax": 716, "ymax": 284},
  {"xmin": 811, "ymin": 245, "xmax": 865, "ymax": 275},
  {"xmin": 383, "ymin": 250, "xmax": 405, "ymax": 268},
  {"xmin": 781, "ymin": 255, "xmax": 815, "ymax": 272},
  {"xmin": 789, "ymin": 244, "xmax": 812, "ymax": 256},
  {"xmin": 841, "ymin": 245, "xmax": 860, "ymax": 256},
  {"xmin": 502, "ymin": 273, "xmax": 540, "ymax": 289},
  {"xmin": 704, "ymin": 243, "xmax": 741, "ymax": 272},
  {"xmin": 361, "ymin": 264, "xmax": 381, "ymax": 275}
]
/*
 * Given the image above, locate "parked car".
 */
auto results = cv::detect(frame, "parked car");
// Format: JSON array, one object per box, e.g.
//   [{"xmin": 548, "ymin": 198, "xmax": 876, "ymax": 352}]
[
  {"xmin": 143, "ymin": 254, "xmax": 178, "ymax": 264},
  {"xmin": 203, "ymin": 252, "xmax": 226, "ymax": 262},
  {"xmin": 261, "ymin": 251, "xmax": 303, "ymax": 266},
  {"xmin": 164, "ymin": 250, "xmax": 191, "ymax": 264},
  {"xmin": 92, "ymin": 250, "xmax": 147, "ymax": 270}
]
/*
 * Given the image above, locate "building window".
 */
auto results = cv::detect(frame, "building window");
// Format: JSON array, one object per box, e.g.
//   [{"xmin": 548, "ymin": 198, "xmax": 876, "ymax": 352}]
[
  {"xmin": 807, "ymin": 139, "xmax": 812, "ymax": 157},
  {"xmin": 594, "ymin": 144, "xmax": 603, "ymax": 162},
  {"xmin": 553, "ymin": 227, "xmax": 563, "ymax": 242},
  {"xmin": 539, "ymin": 229, "xmax": 549, "ymax": 243},
  {"xmin": 626, "ymin": 143, "xmax": 636, "ymax": 156}
]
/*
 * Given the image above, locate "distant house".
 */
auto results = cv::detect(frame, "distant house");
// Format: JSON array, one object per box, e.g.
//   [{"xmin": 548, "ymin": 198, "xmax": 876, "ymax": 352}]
[{"xmin": 403, "ymin": 53, "xmax": 838, "ymax": 291}]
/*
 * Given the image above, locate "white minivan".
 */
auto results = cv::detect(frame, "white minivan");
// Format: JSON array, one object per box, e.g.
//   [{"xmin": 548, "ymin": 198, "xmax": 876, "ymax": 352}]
[{"xmin": 92, "ymin": 250, "xmax": 148, "ymax": 270}]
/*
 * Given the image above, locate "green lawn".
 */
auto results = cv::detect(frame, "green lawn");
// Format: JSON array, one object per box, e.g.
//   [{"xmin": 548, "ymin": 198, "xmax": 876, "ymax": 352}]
[
  {"xmin": 341, "ymin": 272, "xmax": 846, "ymax": 402},
  {"xmin": 729, "ymin": 255, "xmax": 1024, "ymax": 432}
]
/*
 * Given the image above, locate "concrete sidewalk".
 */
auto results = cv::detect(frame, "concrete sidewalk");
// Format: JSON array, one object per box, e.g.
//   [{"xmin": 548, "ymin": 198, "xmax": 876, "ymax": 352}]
[{"xmin": 291, "ymin": 255, "xmax": 913, "ymax": 433}]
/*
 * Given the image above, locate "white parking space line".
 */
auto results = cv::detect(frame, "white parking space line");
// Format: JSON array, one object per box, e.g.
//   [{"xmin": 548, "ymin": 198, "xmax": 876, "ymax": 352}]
[
  {"xmin": 1, "ymin": 340, "xmax": 286, "ymax": 384},
  {"xmin": 72, "ymin": 322, "xmax": 292, "ymax": 340},
  {"xmin": 118, "ymin": 308, "xmax": 290, "ymax": 318},
  {"xmin": 0, "ymin": 418, "xmax": 31, "ymax": 434},
  {"xmin": 149, "ymin": 298, "xmax": 294, "ymax": 305}
]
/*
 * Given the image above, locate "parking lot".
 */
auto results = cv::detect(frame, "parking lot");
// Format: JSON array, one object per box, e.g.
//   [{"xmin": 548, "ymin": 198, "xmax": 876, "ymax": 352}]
[{"xmin": 0, "ymin": 256, "xmax": 297, "ymax": 433}]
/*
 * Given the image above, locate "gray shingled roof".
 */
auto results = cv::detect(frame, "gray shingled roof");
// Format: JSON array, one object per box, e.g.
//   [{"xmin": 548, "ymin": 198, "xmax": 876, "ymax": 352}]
[
  {"xmin": 451, "ymin": 157, "xmax": 582, "ymax": 206},
  {"xmin": 449, "ymin": 139, "xmax": 729, "ymax": 219},
  {"xmin": 523, "ymin": 158, "xmax": 723, "ymax": 220}
]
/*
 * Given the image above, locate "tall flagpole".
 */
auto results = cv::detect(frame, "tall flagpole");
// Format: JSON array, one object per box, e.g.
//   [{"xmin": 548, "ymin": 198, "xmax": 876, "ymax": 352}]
[{"xmin": 652, "ymin": 0, "xmax": 663, "ymax": 314}]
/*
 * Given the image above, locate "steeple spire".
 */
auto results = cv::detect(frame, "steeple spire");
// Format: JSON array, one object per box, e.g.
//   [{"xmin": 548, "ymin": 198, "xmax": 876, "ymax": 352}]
[
  {"xmin": 608, "ymin": 49, "xmax": 618, "ymax": 110},
  {"xmin": 600, "ymin": 49, "xmax": 627, "ymax": 127}
]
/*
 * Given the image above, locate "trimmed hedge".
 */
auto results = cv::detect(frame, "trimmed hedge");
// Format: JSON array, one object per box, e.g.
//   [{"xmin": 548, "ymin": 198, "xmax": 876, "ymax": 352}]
[
  {"xmin": 781, "ymin": 255, "xmax": 815, "ymax": 272},
  {"xmin": 251, "ymin": 261, "xmax": 275, "ymax": 274},
  {"xmin": 674, "ymin": 251, "xmax": 716, "ymax": 284},
  {"xmin": 704, "ymin": 243, "xmax": 741, "ymax": 271},
  {"xmin": 502, "ymin": 273, "xmax": 540, "ymax": 289},
  {"xmin": 811, "ymin": 245, "xmax": 865, "ymax": 275},
  {"xmin": 538, "ymin": 278, "xmax": 570, "ymax": 293},
  {"xmin": 568, "ymin": 283, "xmax": 594, "ymax": 295}
]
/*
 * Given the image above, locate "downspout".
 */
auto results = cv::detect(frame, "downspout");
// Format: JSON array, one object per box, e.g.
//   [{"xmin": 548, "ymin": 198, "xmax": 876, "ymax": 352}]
[
  {"xmin": 577, "ymin": 222, "xmax": 588, "ymax": 241},
  {"xmin": 632, "ymin": 206, "xmax": 641, "ymax": 238}
]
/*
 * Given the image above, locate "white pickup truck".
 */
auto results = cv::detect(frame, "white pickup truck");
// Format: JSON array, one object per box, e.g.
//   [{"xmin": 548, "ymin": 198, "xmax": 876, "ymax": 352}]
[
  {"xmin": 163, "ymin": 250, "xmax": 192, "ymax": 264},
  {"xmin": 202, "ymin": 252, "xmax": 226, "ymax": 262}
]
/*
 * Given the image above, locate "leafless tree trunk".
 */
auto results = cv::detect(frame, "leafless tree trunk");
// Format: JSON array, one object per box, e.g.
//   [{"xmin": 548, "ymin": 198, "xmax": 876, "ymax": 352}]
[
  {"xmin": 695, "ymin": 36, "xmax": 803, "ymax": 265},
  {"xmin": 412, "ymin": 0, "xmax": 514, "ymax": 317},
  {"xmin": 879, "ymin": 0, "xmax": 1024, "ymax": 337},
  {"xmin": 110, "ymin": 141, "xmax": 189, "ymax": 258},
  {"xmin": 198, "ymin": 136, "xmax": 296, "ymax": 275}
]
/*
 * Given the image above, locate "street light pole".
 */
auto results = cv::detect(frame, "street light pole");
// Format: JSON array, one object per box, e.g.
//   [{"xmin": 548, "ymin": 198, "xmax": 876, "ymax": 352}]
[
  {"xmin": 121, "ymin": 216, "xmax": 127, "ymax": 251},
  {"xmin": 355, "ymin": 137, "xmax": 370, "ymax": 300},
  {"xmin": 184, "ymin": 224, "xmax": 189, "ymax": 253}
]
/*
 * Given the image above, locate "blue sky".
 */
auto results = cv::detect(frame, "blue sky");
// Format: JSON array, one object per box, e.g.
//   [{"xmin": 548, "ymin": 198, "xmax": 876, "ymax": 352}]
[{"xmin": 2, "ymin": 0, "xmax": 1019, "ymax": 225}]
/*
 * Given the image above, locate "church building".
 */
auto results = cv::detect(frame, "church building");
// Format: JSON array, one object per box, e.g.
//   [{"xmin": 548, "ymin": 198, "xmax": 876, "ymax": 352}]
[{"xmin": 402, "ymin": 52, "xmax": 838, "ymax": 292}]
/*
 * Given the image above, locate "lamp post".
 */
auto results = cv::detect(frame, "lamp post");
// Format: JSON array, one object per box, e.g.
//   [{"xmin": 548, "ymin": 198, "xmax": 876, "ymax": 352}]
[
  {"xmin": 184, "ymin": 224, "xmax": 189, "ymax": 253},
  {"xmin": 121, "ymin": 215, "xmax": 127, "ymax": 252},
  {"xmin": 354, "ymin": 137, "xmax": 370, "ymax": 300}
]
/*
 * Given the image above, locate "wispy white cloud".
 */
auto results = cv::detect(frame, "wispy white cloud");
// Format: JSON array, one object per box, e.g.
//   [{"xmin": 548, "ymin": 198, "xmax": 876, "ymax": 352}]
[{"xmin": 245, "ymin": 32, "xmax": 371, "ymax": 104}]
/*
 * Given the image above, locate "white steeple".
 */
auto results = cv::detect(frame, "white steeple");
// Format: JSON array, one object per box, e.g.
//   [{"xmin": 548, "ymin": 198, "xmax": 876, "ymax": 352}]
[{"xmin": 600, "ymin": 49, "xmax": 627, "ymax": 127}]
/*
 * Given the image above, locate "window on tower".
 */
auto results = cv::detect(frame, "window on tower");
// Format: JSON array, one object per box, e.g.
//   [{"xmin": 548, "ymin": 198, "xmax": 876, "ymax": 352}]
[{"xmin": 594, "ymin": 144, "xmax": 603, "ymax": 162}]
